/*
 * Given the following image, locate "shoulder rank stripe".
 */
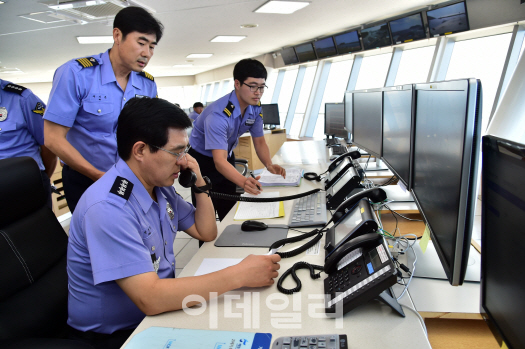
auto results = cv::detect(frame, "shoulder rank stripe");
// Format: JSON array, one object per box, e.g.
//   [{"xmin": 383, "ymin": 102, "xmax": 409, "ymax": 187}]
[
  {"xmin": 257, "ymin": 101, "xmax": 261, "ymax": 107},
  {"xmin": 3, "ymin": 83, "xmax": 27, "ymax": 95},
  {"xmin": 32, "ymin": 102, "xmax": 45, "ymax": 115},
  {"xmin": 223, "ymin": 101, "xmax": 235, "ymax": 117},
  {"xmin": 76, "ymin": 57, "xmax": 99, "ymax": 68},
  {"xmin": 139, "ymin": 71, "xmax": 155, "ymax": 81},
  {"xmin": 259, "ymin": 112, "xmax": 263, "ymax": 119},
  {"xmin": 110, "ymin": 176, "xmax": 134, "ymax": 200}
]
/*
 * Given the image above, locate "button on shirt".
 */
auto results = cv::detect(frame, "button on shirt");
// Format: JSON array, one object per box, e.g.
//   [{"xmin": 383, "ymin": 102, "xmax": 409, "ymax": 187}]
[
  {"xmin": 189, "ymin": 91, "xmax": 264, "ymax": 157},
  {"xmin": 44, "ymin": 50, "xmax": 157, "ymax": 172},
  {"xmin": 0, "ymin": 79, "xmax": 47, "ymax": 170},
  {"xmin": 67, "ymin": 159, "xmax": 196, "ymax": 334}
]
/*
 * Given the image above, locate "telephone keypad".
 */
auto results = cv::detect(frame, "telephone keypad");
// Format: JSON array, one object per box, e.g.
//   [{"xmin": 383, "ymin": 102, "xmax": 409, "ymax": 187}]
[{"xmin": 272, "ymin": 334, "xmax": 348, "ymax": 349}]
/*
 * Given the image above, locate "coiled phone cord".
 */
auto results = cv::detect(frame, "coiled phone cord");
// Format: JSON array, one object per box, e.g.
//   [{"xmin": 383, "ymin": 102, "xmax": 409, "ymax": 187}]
[
  {"xmin": 269, "ymin": 229, "xmax": 324, "ymax": 259},
  {"xmin": 277, "ymin": 262, "xmax": 325, "ymax": 295}
]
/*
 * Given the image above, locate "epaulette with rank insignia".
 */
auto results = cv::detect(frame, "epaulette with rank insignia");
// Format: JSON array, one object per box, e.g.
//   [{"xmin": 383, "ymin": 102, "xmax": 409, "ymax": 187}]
[
  {"xmin": 110, "ymin": 176, "xmax": 134, "ymax": 201},
  {"xmin": 76, "ymin": 57, "xmax": 99, "ymax": 68},
  {"xmin": 139, "ymin": 71, "xmax": 155, "ymax": 81},
  {"xmin": 223, "ymin": 101, "xmax": 235, "ymax": 117},
  {"xmin": 3, "ymin": 83, "xmax": 27, "ymax": 95},
  {"xmin": 259, "ymin": 112, "xmax": 263, "ymax": 119},
  {"xmin": 257, "ymin": 101, "xmax": 261, "ymax": 106}
]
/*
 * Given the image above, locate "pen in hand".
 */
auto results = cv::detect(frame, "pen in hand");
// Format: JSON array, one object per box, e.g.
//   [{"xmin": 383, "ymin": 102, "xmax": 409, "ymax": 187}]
[{"xmin": 250, "ymin": 171, "xmax": 261, "ymax": 191}]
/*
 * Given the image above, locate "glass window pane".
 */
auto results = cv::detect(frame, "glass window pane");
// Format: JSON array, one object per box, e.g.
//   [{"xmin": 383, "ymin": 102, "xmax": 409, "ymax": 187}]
[
  {"xmin": 296, "ymin": 66, "xmax": 317, "ymax": 113},
  {"xmin": 394, "ymin": 46, "xmax": 435, "ymax": 85},
  {"xmin": 519, "ymin": 38, "xmax": 525, "ymax": 62},
  {"xmin": 446, "ymin": 33, "xmax": 512, "ymax": 133},
  {"xmin": 312, "ymin": 113, "xmax": 325, "ymax": 139},
  {"xmin": 289, "ymin": 113, "xmax": 304, "ymax": 139},
  {"xmin": 261, "ymin": 70, "xmax": 278, "ymax": 104},
  {"xmin": 222, "ymin": 78, "xmax": 232, "ymax": 95},
  {"xmin": 355, "ymin": 53, "xmax": 393, "ymax": 90},
  {"xmin": 200, "ymin": 85, "xmax": 206, "ymax": 102},
  {"xmin": 206, "ymin": 83, "xmax": 216, "ymax": 102},
  {"xmin": 277, "ymin": 68, "xmax": 299, "ymax": 124}
]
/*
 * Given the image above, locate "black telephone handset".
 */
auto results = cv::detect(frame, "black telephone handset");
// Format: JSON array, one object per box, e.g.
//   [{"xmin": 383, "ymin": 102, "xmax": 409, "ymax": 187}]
[
  {"xmin": 327, "ymin": 151, "xmax": 361, "ymax": 172},
  {"xmin": 323, "ymin": 232, "xmax": 381, "ymax": 274},
  {"xmin": 329, "ymin": 187, "xmax": 387, "ymax": 224},
  {"xmin": 178, "ymin": 168, "xmax": 197, "ymax": 188}
]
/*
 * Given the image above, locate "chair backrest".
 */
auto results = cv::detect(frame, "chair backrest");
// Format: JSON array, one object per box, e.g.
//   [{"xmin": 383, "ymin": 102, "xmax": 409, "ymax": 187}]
[{"xmin": 0, "ymin": 157, "xmax": 68, "ymax": 340}]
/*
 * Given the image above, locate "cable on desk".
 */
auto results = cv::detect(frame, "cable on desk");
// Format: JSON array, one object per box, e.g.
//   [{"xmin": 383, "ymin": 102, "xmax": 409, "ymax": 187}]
[
  {"xmin": 384, "ymin": 204, "xmax": 423, "ymax": 222},
  {"xmin": 206, "ymin": 188, "xmax": 322, "ymax": 202},
  {"xmin": 401, "ymin": 304, "xmax": 428, "ymax": 338},
  {"xmin": 269, "ymin": 229, "xmax": 325, "ymax": 259},
  {"xmin": 277, "ymin": 261, "xmax": 324, "ymax": 295},
  {"xmin": 304, "ymin": 170, "xmax": 327, "ymax": 182}
]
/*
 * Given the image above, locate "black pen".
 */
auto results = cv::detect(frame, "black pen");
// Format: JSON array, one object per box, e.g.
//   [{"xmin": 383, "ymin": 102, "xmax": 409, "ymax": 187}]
[{"xmin": 250, "ymin": 171, "xmax": 261, "ymax": 191}]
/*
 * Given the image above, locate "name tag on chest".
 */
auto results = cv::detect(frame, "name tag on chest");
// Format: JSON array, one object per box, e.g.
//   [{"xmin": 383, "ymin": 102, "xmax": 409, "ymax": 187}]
[
  {"xmin": 135, "ymin": 94, "xmax": 147, "ymax": 99},
  {"xmin": 245, "ymin": 118, "xmax": 255, "ymax": 126}
]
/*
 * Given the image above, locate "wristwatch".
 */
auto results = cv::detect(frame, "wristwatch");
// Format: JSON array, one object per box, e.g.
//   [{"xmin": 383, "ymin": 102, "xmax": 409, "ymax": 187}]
[{"xmin": 194, "ymin": 176, "xmax": 212, "ymax": 193}]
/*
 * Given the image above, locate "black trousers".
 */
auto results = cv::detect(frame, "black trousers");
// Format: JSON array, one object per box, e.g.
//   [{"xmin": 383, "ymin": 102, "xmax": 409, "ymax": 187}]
[
  {"xmin": 189, "ymin": 148, "xmax": 237, "ymax": 222},
  {"xmin": 67, "ymin": 325, "xmax": 135, "ymax": 349},
  {"xmin": 62, "ymin": 165, "xmax": 95, "ymax": 213},
  {"xmin": 40, "ymin": 170, "xmax": 52, "ymax": 210}
]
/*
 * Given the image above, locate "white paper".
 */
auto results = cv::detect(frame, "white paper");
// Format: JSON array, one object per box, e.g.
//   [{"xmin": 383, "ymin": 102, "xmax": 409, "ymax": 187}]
[
  {"xmin": 233, "ymin": 191, "xmax": 280, "ymax": 220},
  {"xmin": 194, "ymin": 258, "xmax": 243, "ymax": 276},
  {"xmin": 258, "ymin": 168, "xmax": 302, "ymax": 186}
]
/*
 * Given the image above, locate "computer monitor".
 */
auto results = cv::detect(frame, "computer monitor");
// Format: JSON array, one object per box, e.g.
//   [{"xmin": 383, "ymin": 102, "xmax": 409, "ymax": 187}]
[
  {"xmin": 411, "ymin": 79, "xmax": 481, "ymax": 286},
  {"xmin": 295, "ymin": 42, "xmax": 317, "ymax": 63},
  {"xmin": 324, "ymin": 103, "xmax": 347, "ymax": 139},
  {"xmin": 344, "ymin": 91, "xmax": 353, "ymax": 142},
  {"xmin": 281, "ymin": 47, "xmax": 299, "ymax": 65},
  {"xmin": 352, "ymin": 89, "xmax": 383, "ymax": 158},
  {"xmin": 389, "ymin": 13, "xmax": 426, "ymax": 45},
  {"xmin": 480, "ymin": 135, "xmax": 525, "ymax": 349},
  {"xmin": 360, "ymin": 24, "xmax": 392, "ymax": 50},
  {"xmin": 261, "ymin": 104, "xmax": 280, "ymax": 129},
  {"xmin": 381, "ymin": 85, "xmax": 415, "ymax": 190},
  {"xmin": 426, "ymin": 1, "xmax": 469, "ymax": 37},
  {"xmin": 313, "ymin": 37, "xmax": 337, "ymax": 59},
  {"xmin": 333, "ymin": 30, "xmax": 362, "ymax": 55}
]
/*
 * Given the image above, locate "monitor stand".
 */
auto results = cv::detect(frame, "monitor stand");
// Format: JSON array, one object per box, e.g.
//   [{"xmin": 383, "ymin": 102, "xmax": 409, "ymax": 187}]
[
  {"xmin": 408, "ymin": 241, "xmax": 481, "ymax": 282},
  {"xmin": 365, "ymin": 159, "xmax": 390, "ymax": 171}
]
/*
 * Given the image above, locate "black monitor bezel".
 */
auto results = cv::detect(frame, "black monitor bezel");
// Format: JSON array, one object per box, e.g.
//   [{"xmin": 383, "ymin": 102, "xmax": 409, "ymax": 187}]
[
  {"xmin": 313, "ymin": 36, "xmax": 338, "ymax": 59},
  {"xmin": 425, "ymin": 1, "xmax": 470, "ymax": 37},
  {"xmin": 333, "ymin": 29, "xmax": 363, "ymax": 55},
  {"xmin": 261, "ymin": 103, "xmax": 280, "ymax": 126},
  {"xmin": 281, "ymin": 47, "xmax": 299, "ymax": 65},
  {"xmin": 351, "ymin": 88, "xmax": 384, "ymax": 158},
  {"xmin": 324, "ymin": 102, "xmax": 347, "ymax": 139},
  {"xmin": 294, "ymin": 42, "xmax": 318, "ymax": 63},
  {"xmin": 388, "ymin": 12, "xmax": 427, "ymax": 45},
  {"xmin": 344, "ymin": 91, "xmax": 353, "ymax": 143},
  {"xmin": 360, "ymin": 23, "xmax": 392, "ymax": 51}
]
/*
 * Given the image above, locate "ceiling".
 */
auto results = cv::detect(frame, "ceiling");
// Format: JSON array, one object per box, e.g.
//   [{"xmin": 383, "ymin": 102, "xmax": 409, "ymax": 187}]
[{"xmin": 0, "ymin": 0, "xmax": 444, "ymax": 84}]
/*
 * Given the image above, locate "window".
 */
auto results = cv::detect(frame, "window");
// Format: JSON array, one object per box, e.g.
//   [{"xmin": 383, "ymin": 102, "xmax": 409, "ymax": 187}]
[
  {"xmin": 260, "ymin": 70, "xmax": 278, "ymax": 104},
  {"xmin": 312, "ymin": 59, "xmax": 354, "ymax": 138},
  {"xmin": 519, "ymin": 38, "xmax": 525, "ymax": 62},
  {"xmin": 277, "ymin": 68, "xmax": 299, "ymax": 127},
  {"xmin": 211, "ymin": 81, "xmax": 221, "ymax": 101},
  {"xmin": 288, "ymin": 65, "xmax": 317, "ymax": 137},
  {"xmin": 206, "ymin": 82, "xmax": 216, "ymax": 102},
  {"xmin": 221, "ymin": 78, "xmax": 232, "ymax": 95},
  {"xmin": 446, "ymin": 33, "xmax": 512, "ymax": 133},
  {"xmin": 157, "ymin": 85, "xmax": 197, "ymax": 109},
  {"xmin": 394, "ymin": 46, "xmax": 435, "ymax": 85},
  {"xmin": 354, "ymin": 53, "xmax": 393, "ymax": 90}
]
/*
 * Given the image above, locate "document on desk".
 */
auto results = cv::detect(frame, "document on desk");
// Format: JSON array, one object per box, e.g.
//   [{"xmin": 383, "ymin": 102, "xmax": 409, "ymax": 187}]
[
  {"xmin": 258, "ymin": 167, "xmax": 303, "ymax": 186},
  {"xmin": 233, "ymin": 191, "xmax": 284, "ymax": 220},
  {"xmin": 123, "ymin": 326, "xmax": 272, "ymax": 349},
  {"xmin": 194, "ymin": 258, "xmax": 243, "ymax": 276}
]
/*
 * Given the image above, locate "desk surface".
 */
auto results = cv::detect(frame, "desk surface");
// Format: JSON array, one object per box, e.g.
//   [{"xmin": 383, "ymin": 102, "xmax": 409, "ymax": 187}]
[{"xmin": 123, "ymin": 159, "xmax": 431, "ymax": 348}]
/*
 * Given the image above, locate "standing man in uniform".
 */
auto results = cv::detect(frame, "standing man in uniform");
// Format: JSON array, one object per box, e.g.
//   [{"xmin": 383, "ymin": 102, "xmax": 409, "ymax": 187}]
[
  {"xmin": 67, "ymin": 97, "xmax": 280, "ymax": 348},
  {"xmin": 43, "ymin": 6, "xmax": 163, "ymax": 212},
  {"xmin": 188, "ymin": 102, "xmax": 204, "ymax": 122},
  {"xmin": 189, "ymin": 59, "xmax": 286, "ymax": 221},
  {"xmin": 0, "ymin": 79, "xmax": 57, "ymax": 209}
]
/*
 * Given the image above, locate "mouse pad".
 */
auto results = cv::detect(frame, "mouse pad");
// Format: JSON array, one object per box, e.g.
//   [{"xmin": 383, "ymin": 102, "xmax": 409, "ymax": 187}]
[{"xmin": 214, "ymin": 224, "xmax": 289, "ymax": 247}]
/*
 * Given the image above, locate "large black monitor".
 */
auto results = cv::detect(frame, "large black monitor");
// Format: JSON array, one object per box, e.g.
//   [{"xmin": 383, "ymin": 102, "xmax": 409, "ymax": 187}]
[
  {"xmin": 344, "ymin": 91, "xmax": 353, "ymax": 142},
  {"xmin": 389, "ymin": 13, "xmax": 427, "ymax": 45},
  {"xmin": 324, "ymin": 103, "xmax": 347, "ymax": 139},
  {"xmin": 426, "ymin": 1, "xmax": 469, "ymax": 37},
  {"xmin": 313, "ymin": 37, "xmax": 337, "ymax": 59},
  {"xmin": 352, "ymin": 89, "xmax": 383, "ymax": 157},
  {"xmin": 261, "ymin": 104, "xmax": 280, "ymax": 128},
  {"xmin": 361, "ymin": 24, "xmax": 392, "ymax": 50},
  {"xmin": 481, "ymin": 135, "xmax": 525, "ymax": 349},
  {"xmin": 333, "ymin": 30, "xmax": 362, "ymax": 55},
  {"xmin": 381, "ymin": 85, "xmax": 415, "ymax": 190},
  {"xmin": 411, "ymin": 79, "xmax": 481, "ymax": 286},
  {"xmin": 281, "ymin": 47, "xmax": 299, "ymax": 65},
  {"xmin": 295, "ymin": 42, "xmax": 317, "ymax": 63}
]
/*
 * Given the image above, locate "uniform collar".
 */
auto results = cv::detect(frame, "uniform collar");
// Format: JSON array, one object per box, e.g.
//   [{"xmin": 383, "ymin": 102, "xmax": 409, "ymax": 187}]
[
  {"xmin": 100, "ymin": 50, "xmax": 116, "ymax": 86},
  {"xmin": 228, "ymin": 90, "xmax": 256, "ymax": 119},
  {"xmin": 115, "ymin": 159, "xmax": 155, "ymax": 214}
]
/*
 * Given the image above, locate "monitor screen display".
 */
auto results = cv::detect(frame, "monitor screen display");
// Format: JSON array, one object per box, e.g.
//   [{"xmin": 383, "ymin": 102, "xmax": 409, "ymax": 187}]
[
  {"xmin": 332, "ymin": 168, "xmax": 355, "ymax": 195},
  {"xmin": 344, "ymin": 92, "xmax": 353, "ymax": 142},
  {"xmin": 281, "ymin": 47, "xmax": 299, "ymax": 65},
  {"xmin": 325, "ymin": 103, "xmax": 347, "ymax": 138},
  {"xmin": 361, "ymin": 24, "xmax": 391, "ymax": 50},
  {"xmin": 426, "ymin": 2, "xmax": 469, "ymax": 37},
  {"xmin": 481, "ymin": 135, "xmax": 525, "ymax": 349},
  {"xmin": 334, "ymin": 206, "xmax": 363, "ymax": 246},
  {"xmin": 295, "ymin": 43, "xmax": 317, "ymax": 63},
  {"xmin": 333, "ymin": 30, "xmax": 362, "ymax": 54},
  {"xmin": 382, "ymin": 86, "xmax": 414, "ymax": 189},
  {"xmin": 352, "ymin": 90, "xmax": 383, "ymax": 157},
  {"xmin": 314, "ymin": 37, "xmax": 337, "ymax": 59},
  {"xmin": 389, "ymin": 13, "xmax": 426, "ymax": 44},
  {"xmin": 412, "ymin": 79, "xmax": 481, "ymax": 286},
  {"xmin": 261, "ymin": 104, "xmax": 280, "ymax": 126}
]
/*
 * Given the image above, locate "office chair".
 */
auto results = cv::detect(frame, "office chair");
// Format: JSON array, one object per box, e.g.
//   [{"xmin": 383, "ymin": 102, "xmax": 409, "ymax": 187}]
[
  {"xmin": 0, "ymin": 157, "xmax": 93, "ymax": 349},
  {"xmin": 234, "ymin": 158, "xmax": 249, "ymax": 194}
]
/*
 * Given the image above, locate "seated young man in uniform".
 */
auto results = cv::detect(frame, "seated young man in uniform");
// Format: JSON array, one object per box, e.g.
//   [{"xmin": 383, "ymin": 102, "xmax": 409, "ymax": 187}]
[{"xmin": 66, "ymin": 97, "xmax": 281, "ymax": 349}]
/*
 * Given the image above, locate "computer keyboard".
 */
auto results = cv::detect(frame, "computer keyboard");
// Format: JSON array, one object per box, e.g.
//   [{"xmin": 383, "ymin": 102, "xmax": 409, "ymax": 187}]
[
  {"xmin": 329, "ymin": 145, "xmax": 347, "ymax": 156},
  {"xmin": 289, "ymin": 191, "xmax": 328, "ymax": 227},
  {"xmin": 272, "ymin": 334, "xmax": 348, "ymax": 349}
]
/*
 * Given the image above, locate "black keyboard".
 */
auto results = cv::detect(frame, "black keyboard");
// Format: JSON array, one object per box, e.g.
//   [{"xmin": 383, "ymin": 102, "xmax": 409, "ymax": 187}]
[{"xmin": 330, "ymin": 145, "xmax": 347, "ymax": 156}]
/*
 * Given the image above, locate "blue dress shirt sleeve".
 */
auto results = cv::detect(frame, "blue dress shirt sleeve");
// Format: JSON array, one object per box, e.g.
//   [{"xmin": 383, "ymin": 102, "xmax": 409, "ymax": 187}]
[
  {"xmin": 203, "ymin": 111, "xmax": 230, "ymax": 151},
  {"xmin": 44, "ymin": 63, "xmax": 83, "ymax": 127},
  {"xmin": 20, "ymin": 92, "xmax": 46, "ymax": 146}
]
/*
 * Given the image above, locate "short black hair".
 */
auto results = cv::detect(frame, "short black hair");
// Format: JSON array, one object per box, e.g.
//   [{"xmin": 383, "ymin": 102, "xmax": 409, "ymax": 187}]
[
  {"xmin": 114, "ymin": 6, "xmax": 164, "ymax": 42},
  {"xmin": 193, "ymin": 102, "xmax": 204, "ymax": 108},
  {"xmin": 117, "ymin": 97, "xmax": 192, "ymax": 161},
  {"xmin": 233, "ymin": 59, "xmax": 267, "ymax": 83}
]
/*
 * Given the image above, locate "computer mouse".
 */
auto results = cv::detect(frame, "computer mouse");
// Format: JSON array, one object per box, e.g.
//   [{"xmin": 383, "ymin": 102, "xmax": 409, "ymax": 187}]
[{"xmin": 241, "ymin": 220, "xmax": 268, "ymax": 231}]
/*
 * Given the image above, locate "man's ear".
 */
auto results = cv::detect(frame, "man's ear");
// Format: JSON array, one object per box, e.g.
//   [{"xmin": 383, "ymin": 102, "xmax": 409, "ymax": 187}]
[
  {"xmin": 234, "ymin": 79, "xmax": 241, "ymax": 90},
  {"xmin": 132, "ymin": 142, "xmax": 147, "ymax": 162},
  {"xmin": 113, "ymin": 27, "xmax": 122, "ymax": 45}
]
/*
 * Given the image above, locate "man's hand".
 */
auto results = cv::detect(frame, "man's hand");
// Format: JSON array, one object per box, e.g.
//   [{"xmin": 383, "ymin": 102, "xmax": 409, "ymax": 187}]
[
  {"xmin": 267, "ymin": 164, "xmax": 286, "ymax": 178},
  {"xmin": 234, "ymin": 254, "xmax": 281, "ymax": 288},
  {"xmin": 243, "ymin": 175, "xmax": 262, "ymax": 195}
]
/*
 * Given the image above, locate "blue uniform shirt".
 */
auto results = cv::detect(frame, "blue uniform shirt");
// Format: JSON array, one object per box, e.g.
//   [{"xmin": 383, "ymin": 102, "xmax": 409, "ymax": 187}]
[
  {"xmin": 189, "ymin": 90, "xmax": 264, "ymax": 157},
  {"xmin": 0, "ymin": 79, "xmax": 47, "ymax": 170},
  {"xmin": 67, "ymin": 159, "xmax": 196, "ymax": 333},
  {"xmin": 44, "ymin": 50, "xmax": 157, "ymax": 172},
  {"xmin": 188, "ymin": 110, "xmax": 199, "ymax": 121}
]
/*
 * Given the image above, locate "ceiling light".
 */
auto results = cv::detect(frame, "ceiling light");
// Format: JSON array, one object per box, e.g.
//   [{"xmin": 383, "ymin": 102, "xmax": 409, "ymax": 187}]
[
  {"xmin": 186, "ymin": 54, "xmax": 213, "ymax": 59},
  {"xmin": 0, "ymin": 67, "xmax": 23, "ymax": 74},
  {"xmin": 47, "ymin": 0, "xmax": 106, "ymax": 10},
  {"xmin": 0, "ymin": 1, "xmax": 5, "ymax": 4},
  {"xmin": 76, "ymin": 36, "xmax": 113, "ymax": 44},
  {"xmin": 254, "ymin": 1, "xmax": 309, "ymax": 14},
  {"xmin": 210, "ymin": 36, "xmax": 246, "ymax": 43},
  {"xmin": 173, "ymin": 64, "xmax": 193, "ymax": 67},
  {"xmin": 240, "ymin": 24, "xmax": 258, "ymax": 29}
]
